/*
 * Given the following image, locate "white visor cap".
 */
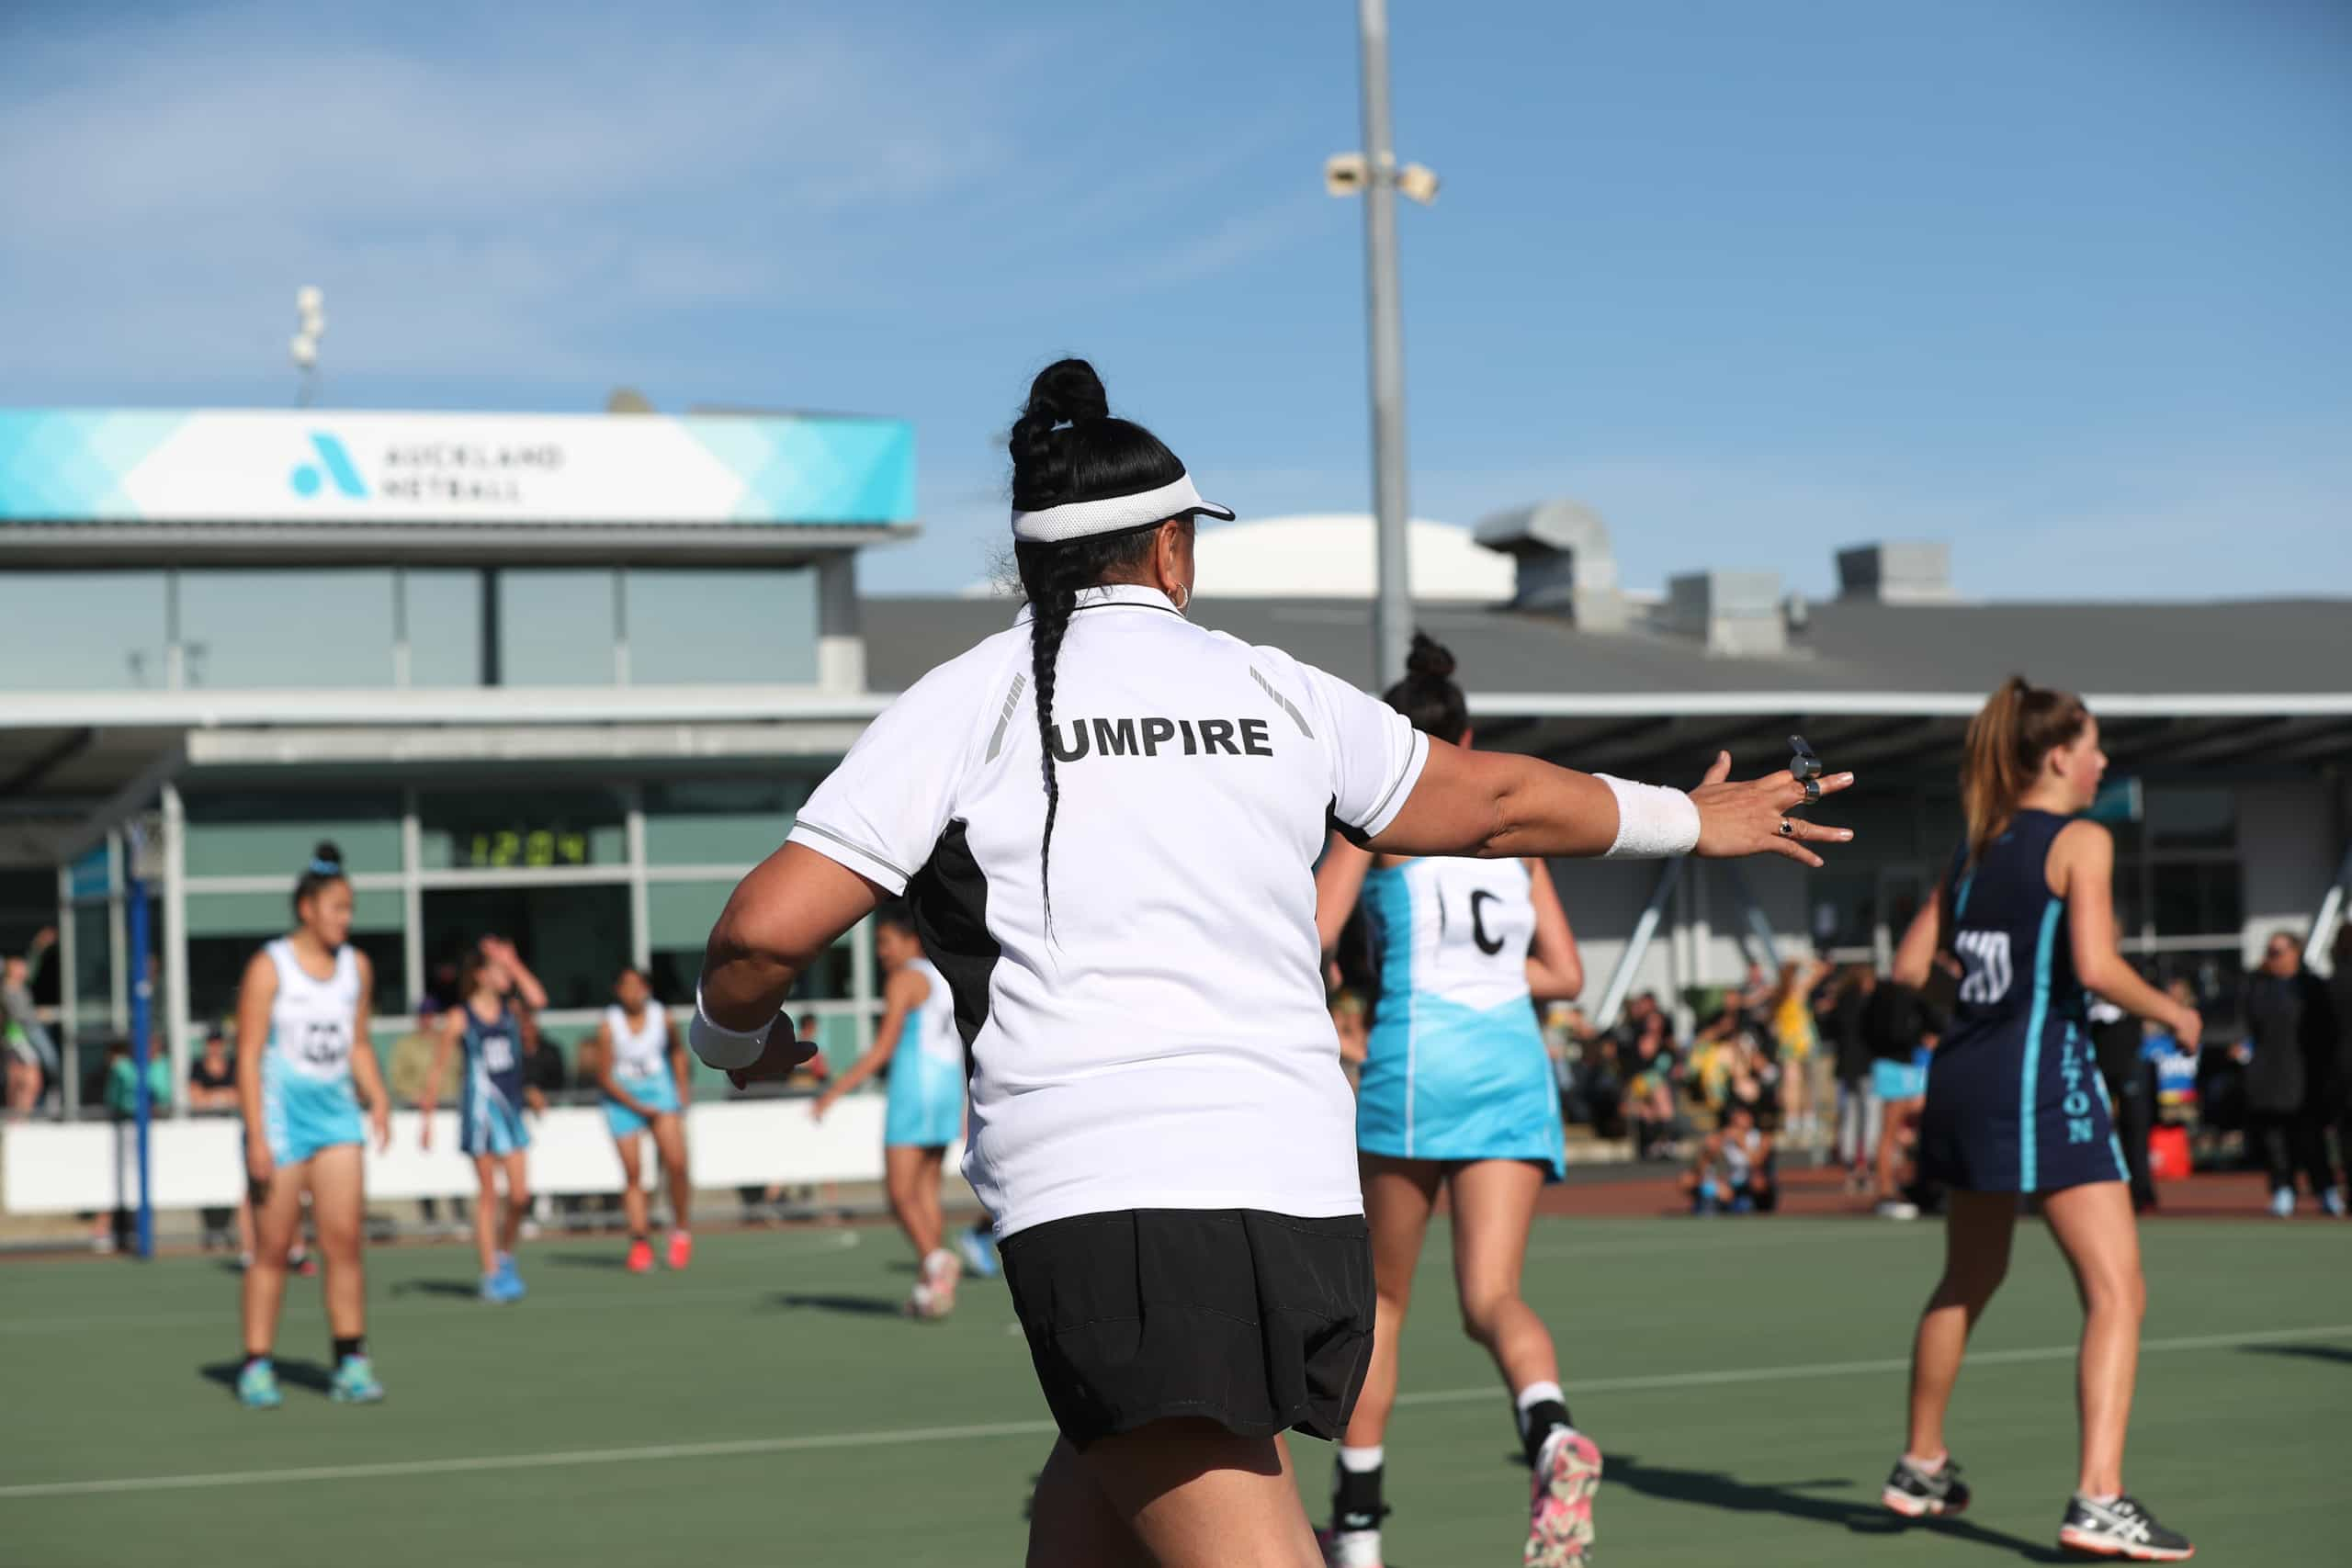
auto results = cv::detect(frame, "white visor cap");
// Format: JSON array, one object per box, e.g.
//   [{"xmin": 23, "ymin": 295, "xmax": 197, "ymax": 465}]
[{"xmin": 1010, "ymin": 472, "xmax": 1235, "ymax": 545}]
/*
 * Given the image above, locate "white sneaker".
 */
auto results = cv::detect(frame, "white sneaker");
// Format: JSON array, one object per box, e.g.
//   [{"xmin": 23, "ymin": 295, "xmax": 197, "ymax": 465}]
[
  {"xmin": 2324, "ymin": 1188, "xmax": 2347, "ymax": 1219},
  {"xmin": 2269, "ymin": 1188, "xmax": 2296, "ymax": 1218},
  {"xmin": 1876, "ymin": 1199, "xmax": 1920, "ymax": 1221}
]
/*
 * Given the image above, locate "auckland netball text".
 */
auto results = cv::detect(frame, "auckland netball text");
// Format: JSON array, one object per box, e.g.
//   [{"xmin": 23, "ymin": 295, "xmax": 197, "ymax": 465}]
[{"xmin": 1048, "ymin": 716, "xmax": 1275, "ymax": 762}]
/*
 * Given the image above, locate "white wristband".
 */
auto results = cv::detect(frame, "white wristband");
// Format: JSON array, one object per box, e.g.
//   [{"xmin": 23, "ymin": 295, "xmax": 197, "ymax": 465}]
[
  {"xmin": 689, "ymin": 982, "xmax": 775, "ymax": 1070},
  {"xmin": 1596, "ymin": 774, "xmax": 1702, "ymax": 858}
]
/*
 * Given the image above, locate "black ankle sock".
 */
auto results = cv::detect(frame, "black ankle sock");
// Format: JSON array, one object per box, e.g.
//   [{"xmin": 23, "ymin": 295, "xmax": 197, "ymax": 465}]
[
  {"xmin": 1520, "ymin": 1399, "xmax": 1574, "ymax": 1467},
  {"xmin": 1332, "ymin": 1462, "xmax": 1385, "ymax": 1533},
  {"xmin": 333, "ymin": 1336, "xmax": 365, "ymax": 1364}
]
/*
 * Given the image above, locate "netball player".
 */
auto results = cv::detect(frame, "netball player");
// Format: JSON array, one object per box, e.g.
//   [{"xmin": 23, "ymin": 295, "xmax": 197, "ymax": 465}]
[
  {"xmin": 1882, "ymin": 678, "xmax": 2201, "ymax": 1561},
  {"xmin": 1310, "ymin": 633, "xmax": 1598, "ymax": 1568},
  {"xmin": 590, "ymin": 966, "xmax": 694, "ymax": 1272},
  {"xmin": 688, "ymin": 358, "xmax": 1852, "ymax": 1568},
  {"xmin": 234, "ymin": 844, "xmax": 392, "ymax": 1408},
  {"xmin": 421, "ymin": 937, "xmax": 548, "ymax": 1303},
  {"xmin": 810, "ymin": 904, "xmax": 967, "ymax": 1316}
]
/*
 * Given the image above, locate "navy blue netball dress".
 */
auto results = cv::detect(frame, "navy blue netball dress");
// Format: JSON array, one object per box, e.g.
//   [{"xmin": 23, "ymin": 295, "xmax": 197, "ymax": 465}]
[{"xmin": 1918, "ymin": 809, "xmax": 2129, "ymax": 1194}]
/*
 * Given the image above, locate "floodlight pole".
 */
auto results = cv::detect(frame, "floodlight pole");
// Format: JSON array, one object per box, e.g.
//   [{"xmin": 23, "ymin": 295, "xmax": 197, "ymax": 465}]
[{"xmin": 1356, "ymin": 0, "xmax": 1413, "ymax": 692}]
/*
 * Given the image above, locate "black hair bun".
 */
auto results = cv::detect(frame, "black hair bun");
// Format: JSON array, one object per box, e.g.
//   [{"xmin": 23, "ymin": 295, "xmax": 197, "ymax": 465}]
[
  {"xmin": 311, "ymin": 840, "xmax": 344, "ymax": 869},
  {"xmin": 1023, "ymin": 358, "xmax": 1108, "ymax": 427},
  {"xmin": 1405, "ymin": 632, "xmax": 1456, "ymax": 683}
]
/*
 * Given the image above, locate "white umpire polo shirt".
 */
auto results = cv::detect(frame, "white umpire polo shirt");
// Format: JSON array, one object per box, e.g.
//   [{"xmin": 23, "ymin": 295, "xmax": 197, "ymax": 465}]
[{"xmin": 786, "ymin": 584, "xmax": 1430, "ymax": 1238}]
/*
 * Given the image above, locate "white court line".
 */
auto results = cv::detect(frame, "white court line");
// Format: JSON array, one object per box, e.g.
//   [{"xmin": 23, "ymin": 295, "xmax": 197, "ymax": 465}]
[
  {"xmin": 5, "ymin": 1322, "xmax": 2346, "ymax": 1502},
  {"xmin": 0, "ymin": 1234, "xmax": 865, "ymax": 1337}
]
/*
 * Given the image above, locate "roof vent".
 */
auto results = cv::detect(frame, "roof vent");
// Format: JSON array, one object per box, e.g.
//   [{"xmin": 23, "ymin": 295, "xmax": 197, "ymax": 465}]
[
  {"xmin": 1837, "ymin": 540, "xmax": 1952, "ymax": 604},
  {"xmin": 1665, "ymin": 570, "xmax": 1787, "ymax": 657},
  {"xmin": 1473, "ymin": 499, "xmax": 1629, "ymax": 630}
]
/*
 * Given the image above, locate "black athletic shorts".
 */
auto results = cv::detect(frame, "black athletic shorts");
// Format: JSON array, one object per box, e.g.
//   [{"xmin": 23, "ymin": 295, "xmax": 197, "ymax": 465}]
[{"xmin": 1000, "ymin": 1208, "xmax": 1374, "ymax": 1452}]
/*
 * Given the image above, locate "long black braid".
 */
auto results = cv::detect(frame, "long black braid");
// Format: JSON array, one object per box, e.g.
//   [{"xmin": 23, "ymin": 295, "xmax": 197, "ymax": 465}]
[{"xmin": 1006, "ymin": 357, "xmax": 1186, "ymax": 934}]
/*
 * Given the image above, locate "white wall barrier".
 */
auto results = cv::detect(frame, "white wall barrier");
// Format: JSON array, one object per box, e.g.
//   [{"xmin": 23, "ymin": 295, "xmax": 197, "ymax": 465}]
[{"xmin": 0, "ymin": 1099, "xmax": 939, "ymax": 1217}]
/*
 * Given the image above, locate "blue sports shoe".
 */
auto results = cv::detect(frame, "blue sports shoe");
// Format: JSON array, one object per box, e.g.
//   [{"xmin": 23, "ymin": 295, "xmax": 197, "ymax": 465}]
[
  {"xmin": 496, "ymin": 1254, "xmax": 527, "ymax": 1302},
  {"xmin": 956, "ymin": 1224, "xmax": 1001, "ymax": 1280},
  {"xmin": 328, "ymin": 1355, "xmax": 385, "ymax": 1404},
  {"xmin": 237, "ymin": 1358, "xmax": 282, "ymax": 1410}
]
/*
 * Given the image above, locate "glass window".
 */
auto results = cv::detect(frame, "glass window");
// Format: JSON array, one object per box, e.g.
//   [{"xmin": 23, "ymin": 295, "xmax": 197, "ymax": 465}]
[
  {"xmin": 623, "ymin": 568, "xmax": 819, "ymax": 685},
  {"xmin": 642, "ymin": 778, "xmax": 809, "ymax": 866},
  {"xmin": 183, "ymin": 791, "xmax": 402, "ymax": 878},
  {"xmin": 418, "ymin": 786, "xmax": 626, "ymax": 871},
  {"xmin": 178, "ymin": 570, "xmax": 396, "ymax": 688},
  {"xmin": 0, "ymin": 570, "xmax": 168, "ymax": 690},
  {"xmin": 2146, "ymin": 787, "xmax": 2234, "ymax": 851},
  {"xmin": 2152, "ymin": 862, "xmax": 2242, "ymax": 939},
  {"xmin": 403, "ymin": 569, "xmax": 483, "ymax": 686},
  {"xmin": 184, "ymin": 888, "xmax": 404, "ymax": 1025},
  {"xmin": 422, "ymin": 885, "xmax": 632, "ymax": 1010},
  {"xmin": 71, "ymin": 901, "xmax": 111, "ymax": 1036},
  {"xmin": 645, "ymin": 878, "xmax": 854, "ymax": 1002},
  {"xmin": 498, "ymin": 570, "xmax": 616, "ymax": 686}
]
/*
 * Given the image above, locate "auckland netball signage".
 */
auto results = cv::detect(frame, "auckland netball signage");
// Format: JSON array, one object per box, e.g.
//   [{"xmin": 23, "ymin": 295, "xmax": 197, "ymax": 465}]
[{"xmin": 0, "ymin": 408, "xmax": 914, "ymax": 526}]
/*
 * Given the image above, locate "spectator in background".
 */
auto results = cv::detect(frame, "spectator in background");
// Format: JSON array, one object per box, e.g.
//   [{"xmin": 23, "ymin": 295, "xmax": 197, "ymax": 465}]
[
  {"xmin": 187, "ymin": 1025, "xmax": 258, "ymax": 1261},
  {"xmin": 520, "ymin": 1013, "xmax": 568, "ymax": 1097},
  {"xmin": 4, "ymin": 926, "xmax": 59, "ymax": 1119},
  {"xmin": 1866, "ymin": 976, "xmax": 1937, "ymax": 1219},
  {"xmin": 187, "ymin": 1025, "xmax": 237, "ymax": 1111},
  {"xmin": 1770, "ymin": 957, "xmax": 1827, "ymax": 1145},
  {"xmin": 2238, "ymin": 930, "xmax": 2343, "ymax": 1217},
  {"xmin": 1826, "ymin": 965, "xmax": 1880, "ymax": 1190},
  {"xmin": 1682, "ymin": 1100, "xmax": 1777, "ymax": 1214},
  {"xmin": 2329, "ymin": 925, "xmax": 2352, "ymax": 1164}
]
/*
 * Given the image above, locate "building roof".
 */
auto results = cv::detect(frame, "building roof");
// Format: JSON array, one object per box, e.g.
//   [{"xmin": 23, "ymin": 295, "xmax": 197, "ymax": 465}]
[
  {"xmin": 863, "ymin": 592, "xmax": 2352, "ymax": 778},
  {"xmin": 865, "ymin": 592, "xmax": 2352, "ymax": 701}
]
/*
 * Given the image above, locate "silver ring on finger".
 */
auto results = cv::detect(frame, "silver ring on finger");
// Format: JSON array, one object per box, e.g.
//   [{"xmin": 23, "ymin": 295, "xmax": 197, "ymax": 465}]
[
  {"xmin": 1802, "ymin": 776, "xmax": 1822, "ymax": 806},
  {"xmin": 1778, "ymin": 818, "xmax": 1795, "ymax": 838}
]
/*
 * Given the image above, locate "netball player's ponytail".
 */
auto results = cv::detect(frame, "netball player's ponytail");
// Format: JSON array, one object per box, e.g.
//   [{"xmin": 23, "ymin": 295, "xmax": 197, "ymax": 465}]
[
  {"xmin": 1960, "ymin": 676, "xmax": 2090, "ymax": 865},
  {"xmin": 1008, "ymin": 358, "xmax": 1189, "ymax": 934},
  {"xmin": 1383, "ymin": 630, "xmax": 1469, "ymax": 739}
]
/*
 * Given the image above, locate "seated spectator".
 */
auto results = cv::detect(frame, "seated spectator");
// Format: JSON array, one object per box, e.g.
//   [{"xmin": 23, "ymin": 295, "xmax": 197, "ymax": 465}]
[
  {"xmin": 187, "ymin": 1026, "xmax": 238, "ymax": 1112},
  {"xmin": 104, "ymin": 1034, "xmax": 172, "ymax": 1118},
  {"xmin": 519, "ymin": 1010, "xmax": 568, "ymax": 1096},
  {"xmin": 1683, "ymin": 1101, "xmax": 1777, "ymax": 1214}
]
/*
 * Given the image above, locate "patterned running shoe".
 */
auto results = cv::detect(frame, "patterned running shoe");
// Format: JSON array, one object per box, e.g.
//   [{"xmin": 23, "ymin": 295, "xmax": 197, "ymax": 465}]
[
  {"xmin": 495, "ymin": 1255, "xmax": 527, "ymax": 1302},
  {"xmin": 626, "ymin": 1238, "xmax": 655, "ymax": 1274},
  {"xmin": 666, "ymin": 1231, "xmax": 693, "ymax": 1270},
  {"xmin": 1317, "ymin": 1526, "xmax": 1385, "ymax": 1568},
  {"xmin": 922, "ymin": 1247, "xmax": 961, "ymax": 1317},
  {"xmin": 1525, "ymin": 1427, "xmax": 1602, "ymax": 1567},
  {"xmin": 2058, "ymin": 1494, "xmax": 2194, "ymax": 1561},
  {"xmin": 236, "ymin": 1359, "xmax": 282, "ymax": 1410},
  {"xmin": 328, "ymin": 1355, "xmax": 385, "ymax": 1404},
  {"xmin": 1883, "ymin": 1453, "xmax": 1971, "ymax": 1517}
]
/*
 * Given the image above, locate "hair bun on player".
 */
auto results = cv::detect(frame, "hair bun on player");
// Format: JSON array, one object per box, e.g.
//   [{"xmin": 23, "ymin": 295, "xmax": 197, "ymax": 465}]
[
  {"xmin": 1404, "ymin": 632, "xmax": 1457, "ymax": 683},
  {"xmin": 309, "ymin": 840, "xmax": 344, "ymax": 875}
]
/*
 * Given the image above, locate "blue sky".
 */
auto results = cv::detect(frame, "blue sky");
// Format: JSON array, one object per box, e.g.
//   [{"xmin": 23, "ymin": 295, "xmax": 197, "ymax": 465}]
[{"xmin": 2, "ymin": 0, "xmax": 2346, "ymax": 599}]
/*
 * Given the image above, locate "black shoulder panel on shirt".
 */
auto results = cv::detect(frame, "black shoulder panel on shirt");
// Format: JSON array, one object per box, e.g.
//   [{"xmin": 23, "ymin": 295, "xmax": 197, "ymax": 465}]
[{"xmin": 906, "ymin": 818, "xmax": 1000, "ymax": 1074}]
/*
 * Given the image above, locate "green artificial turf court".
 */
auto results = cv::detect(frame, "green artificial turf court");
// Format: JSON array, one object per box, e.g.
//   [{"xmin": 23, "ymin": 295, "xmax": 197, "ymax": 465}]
[{"xmin": 1, "ymin": 1213, "xmax": 2343, "ymax": 1566}]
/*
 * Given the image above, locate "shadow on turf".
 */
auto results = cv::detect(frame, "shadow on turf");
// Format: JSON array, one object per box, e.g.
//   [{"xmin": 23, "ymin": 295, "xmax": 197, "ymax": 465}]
[
  {"xmin": 2240, "ymin": 1342, "xmax": 2352, "ymax": 1368},
  {"xmin": 765, "ymin": 1291, "xmax": 906, "ymax": 1317},
  {"xmin": 199, "ymin": 1358, "xmax": 334, "ymax": 1395},
  {"xmin": 390, "ymin": 1278, "xmax": 489, "ymax": 1300},
  {"xmin": 542, "ymin": 1250, "xmax": 636, "ymax": 1270},
  {"xmin": 1596, "ymin": 1450, "xmax": 2070, "ymax": 1562}
]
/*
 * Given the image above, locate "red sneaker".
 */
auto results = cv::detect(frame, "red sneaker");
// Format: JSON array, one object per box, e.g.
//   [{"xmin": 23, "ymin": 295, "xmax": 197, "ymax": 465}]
[
  {"xmin": 666, "ymin": 1232, "xmax": 693, "ymax": 1271},
  {"xmin": 625, "ymin": 1239, "xmax": 654, "ymax": 1274}
]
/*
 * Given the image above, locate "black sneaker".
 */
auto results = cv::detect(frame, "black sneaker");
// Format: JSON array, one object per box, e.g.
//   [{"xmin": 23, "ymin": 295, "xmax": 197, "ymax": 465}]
[
  {"xmin": 2058, "ymin": 1494, "xmax": 2194, "ymax": 1561},
  {"xmin": 1882, "ymin": 1453, "xmax": 1971, "ymax": 1517}
]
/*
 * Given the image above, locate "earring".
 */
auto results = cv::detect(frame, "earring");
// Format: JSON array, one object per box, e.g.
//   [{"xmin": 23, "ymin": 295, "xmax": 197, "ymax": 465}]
[{"xmin": 1170, "ymin": 584, "xmax": 1190, "ymax": 614}]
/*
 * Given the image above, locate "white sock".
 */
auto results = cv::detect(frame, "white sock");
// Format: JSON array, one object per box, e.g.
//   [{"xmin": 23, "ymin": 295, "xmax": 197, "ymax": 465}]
[
  {"xmin": 1904, "ymin": 1451, "xmax": 1946, "ymax": 1474},
  {"xmin": 2078, "ymin": 1490, "xmax": 2120, "ymax": 1506},
  {"xmin": 1339, "ymin": 1444, "xmax": 1385, "ymax": 1472}
]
